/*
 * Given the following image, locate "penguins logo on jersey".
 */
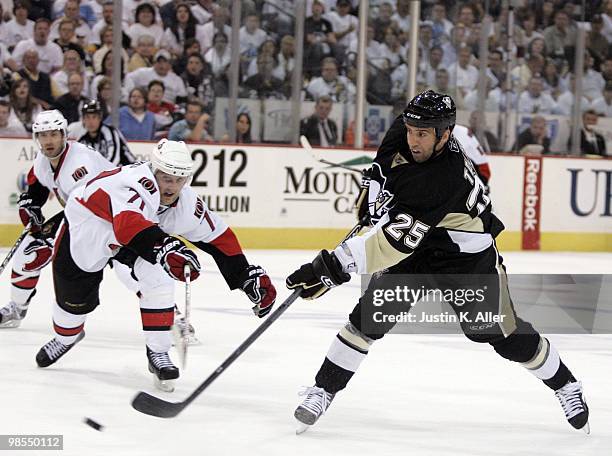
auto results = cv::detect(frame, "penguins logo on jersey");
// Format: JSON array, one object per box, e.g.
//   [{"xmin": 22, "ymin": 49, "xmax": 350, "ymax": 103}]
[{"xmin": 367, "ymin": 163, "xmax": 394, "ymax": 224}]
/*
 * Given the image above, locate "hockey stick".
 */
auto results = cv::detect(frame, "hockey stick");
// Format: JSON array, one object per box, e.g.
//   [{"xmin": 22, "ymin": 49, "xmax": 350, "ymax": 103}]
[
  {"xmin": 0, "ymin": 224, "xmax": 31, "ymax": 277},
  {"xmin": 131, "ymin": 222, "xmax": 364, "ymax": 418},
  {"xmin": 299, "ymin": 135, "xmax": 364, "ymax": 174},
  {"xmin": 173, "ymin": 265, "xmax": 192, "ymax": 369}
]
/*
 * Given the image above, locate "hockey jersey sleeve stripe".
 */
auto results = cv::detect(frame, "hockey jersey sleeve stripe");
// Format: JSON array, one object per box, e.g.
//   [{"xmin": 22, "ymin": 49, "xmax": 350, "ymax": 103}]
[
  {"xmin": 113, "ymin": 211, "xmax": 156, "ymax": 245},
  {"xmin": 25, "ymin": 167, "xmax": 51, "ymax": 206},
  {"xmin": 209, "ymin": 228, "xmax": 244, "ymax": 256}
]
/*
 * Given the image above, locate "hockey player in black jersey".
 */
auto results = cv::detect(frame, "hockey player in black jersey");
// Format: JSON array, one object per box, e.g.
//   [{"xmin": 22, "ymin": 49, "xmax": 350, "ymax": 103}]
[{"xmin": 286, "ymin": 90, "xmax": 589, "ymax": 434}]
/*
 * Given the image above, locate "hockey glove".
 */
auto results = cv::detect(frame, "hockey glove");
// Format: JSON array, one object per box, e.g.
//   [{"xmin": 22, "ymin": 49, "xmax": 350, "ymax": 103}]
[
  {"xmin": 354, "ymin": 167, "xmax": 372, "ymax": 225},
  {"xmin": 286, "ymin": 250, "xmax": 351, "ymax": 300},
  {"xmin": 18, "ymin": 193, "xmax": 44, "ymax": 229},
  {"xmin": 155, "ymin": 237, "xmax": 201, "ymax": 282},
  {"xmin": 23, "ymin": 238, "xmax": 53, "ymax": 271},
  {"xmin": 239, "ymin": 265, "xmax": 277, "ymax": 318}
]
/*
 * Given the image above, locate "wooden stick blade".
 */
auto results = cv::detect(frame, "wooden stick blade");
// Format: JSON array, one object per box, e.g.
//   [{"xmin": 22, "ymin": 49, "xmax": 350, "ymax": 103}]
[{"xmin": 131, "ymin": 391, "xmax": 185, "ymax": 418}]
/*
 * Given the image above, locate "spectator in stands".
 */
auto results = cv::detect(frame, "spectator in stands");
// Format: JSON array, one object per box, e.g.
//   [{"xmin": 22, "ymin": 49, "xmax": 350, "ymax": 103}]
[
  {"xmin": 128, "ymin": 35, "xmax": 155, "ymax": 72},
  {"xmin": 173, "ymin": 38, "xmax": 201, "ymax": 75},
  {"xmin": 147, "ymin": 80, "xmax": 177, "ymax": 131},
  {"xmin": 91, "ymin": 1, "xmax": 132, "ymax": 48},
  {"xmin": 448, "ymin": 46, "xmax": 479, "ymax": 98},
  {"xmin": 603, "ymin": 0, "xmax": 612, "ymax": 43},
  {"xmin": 391, "ymin": 0, "xmax": 411, "ymax": 44},
  {"xmin": 13, "ymin": 48, "xmax": 58, "ymax": 109},
  {"xmin": 590, "ymin": 81, "xmax": 612, "ymax": 117},
  {"xmin": 431, "ymin": 68, "xmax": 459, "ymax": 101},
  {"xmin": 3, "ymin": 2, "xmax": 35, "ymax": 51},
  {"xmin": 277, "ymin": 35, "xmax": 295, "ymax": 84},
  {"xmin": 372, "ymin": 2, "xmax": 393, "ymax": 43},
  {"xmin": 196, "ymin": 6, "xmax": 231, "ymax": 54},
  {"xmin": 430, "ymin": 2, "xmax": 453, "ymax": 45},
  {"xmin": 527, "ymin": 37, "xmax": 547, "ymax": 60},
  {"xmin": 327, "ymin": 0, "xmax": 358, "ymax": 60},
  {"xmin": 514, "ymin": 115, "xmax": 551, "ymax": 154},
  {"xmin": 348, "ymin": 25, "xmax": 385, "ymax": 70},
  {"xmin": 511, "ymin": 53, "xmax": 545, "ymax": 92},
  {"xmin": 262, "ymin": 0, "xmax": 294, "ymax": 38},
  {"xmin": 161, "ymin": 2, "xmax": 198, "ymax": 57},
  {"xmin": 601, "ymin": 57, "xmax": 612, "ymax": 84},
  {"xmin": 380, "ymin": 27, "xmax": 405, "ymax": 72},
  {"xmin": 306, "ymin": 57, "xmax": 355, "ymax": 103},
  {"xmin": 53, "ymin": 19, "xmax": 86, "ymax": 63},
  {"xmin": 542, "ymin": 59, "xmax": 561, "ymax": 94},
  {"xmin": 543, "ymin": 10, "xmax": 576, "ymax": 61},
  {"xmin": 469, "ymin": 110, "xmax": 499, "ymax": 153},
  {"xmin": 441, "ymin": 23, "xmax": 468, "ymax": 67},
  {"xmin": 181, "ymin": 53, "xmax": 214, "ymax": 110},
  {"xmin": 167, "ymin": 99, "xmax": 212, "ymax": 142},
  {"xmin": 204, "ymin": 32, "xmax": 231, "ymax": 97},
  {"xmin": 580, "ymin": 51, "xmax": 606, "ymax": 102},
  {"xmin": 9, "ymin": 78, "xmax": 42, "ymax": 132},
  {"xmin": 567, "ymin": 109, "xmax": 606, "ymax": 156},
  {"xmin": 52, "ymin": 50, "xmax": 90, "ymax": 97},
  {"xmin": 423, "ymin": 46, "xmax": 444, "ymax": 85},
  {"xmin": 118, "ymin": 87, "xmax": 155, "ymax": 140},
  {"xmin": 160, "ymin": 0, "xmax": 184, "ymax": 29},
  {"xmin": 241, "ymin": 53, "xmax": 286, "ymax": 99},
  {"xmin": 221, "ymin": 113, "xmax": 253, "ymax": 143},
  {"xmin": 191, "ymin": 0, "xmax": 215, "ymax": 25},
  {"xmin": 555, "ymin": 74, "xmax": 590, "ymax": 116},
  {"xmin": 128, "ymin": 3, "xmax": 164, "ymax": 49},
  {"xmin": 0, "ymin": 100, "xmax": 27, "ymax": 136},
  {"xmin": 240, "ymin": 13, "xmax": 269, "ymax": 76},
  {"xmin": 50, "ymin": 0, "xmax": 92, "ymax": 46},
  {"xmin": 8, "ymin": 18, "xmax": 64, "ymax": 74},
  {"xmin": 587, "ymin": 14, "xmax": 608, "ymax": 66},
  {"xmin": 518, "ymin": 76, "xmax": 557, "ymax": 114},
  {"xmin": 516, "ymin": 16, "xmax": 543, "ymax": 52},
  {"xmin": 536, "ymin": 0, "xmax": 555, "ymax": 30},
  {"xmin": 95, "ymin": 77, "xmax": 112, "ymax": 118},
  {"xmin": 304, "ymin": 0, "xmax": 336, "ymax": 77},
  {"xmin": 463, "ymin": 78, "xmax": 503, "ymax": 113},
  {"xmin": 54, "ymin": 72, "xmax": 87, "ymax": 124},
  {"xmin": 91, "ymin": 50, "xmax": 124, "ymax": 100},
  {"xmin": 125, "ymin": 49, "xmax": 188, "ymax": 105},
  {"xmin": 487, "ymin": 50, "xmax": 505, "ymax": 87},
  {"xmin": 418, "ymin": 21, "xmax": 435, "ymax": 59},
  {"xmin": 300, "ymin": 95, "xmax": 338, "ymax": 147},
  {"xmin": 93, "ymin": 25, "xmax": 129, "ymax": 74}
]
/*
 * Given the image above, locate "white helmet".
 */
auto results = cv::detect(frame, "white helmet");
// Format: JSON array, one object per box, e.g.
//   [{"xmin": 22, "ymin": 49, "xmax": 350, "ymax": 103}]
[
  {"xmin": 151, "ymin": 139, "xmax": 194, "ymax": 177},
  {"xmin": 32, "ymin": 110, "xmax": 68, "ymax": 150}
]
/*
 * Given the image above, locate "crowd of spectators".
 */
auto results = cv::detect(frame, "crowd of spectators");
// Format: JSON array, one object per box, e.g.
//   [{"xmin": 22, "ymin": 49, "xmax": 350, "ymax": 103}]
[{"xmin": 0, "ymin": 0, "xmax": 609, "ymax": 156}]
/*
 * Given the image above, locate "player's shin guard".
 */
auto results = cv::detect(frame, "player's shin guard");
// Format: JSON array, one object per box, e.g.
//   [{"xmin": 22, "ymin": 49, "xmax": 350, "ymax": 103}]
[
  {"xmin": 139, "ymin": 288, "xmax": 174, "ymax": 353},
  {"xmin": 315, "ymin": 322, "xmax": 374, "ymax": 394},
  {"xmin": 52, "ymin": 301, "xmax": 86, "ymax": 345}
]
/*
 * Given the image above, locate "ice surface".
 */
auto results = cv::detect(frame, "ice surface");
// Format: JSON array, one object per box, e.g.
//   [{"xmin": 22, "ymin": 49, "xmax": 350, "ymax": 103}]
[{"xmin": 1, "ymin": 250, "xmax": 611, "ymax": 456}]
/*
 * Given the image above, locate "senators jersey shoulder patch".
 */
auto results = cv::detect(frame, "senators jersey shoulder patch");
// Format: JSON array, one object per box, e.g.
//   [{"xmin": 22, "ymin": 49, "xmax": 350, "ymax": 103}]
[
  {"xmin": 72, "ymin": 166, "xmax": 88, "ymax": 182},
  {"xmin": 138, "ymin": 177, "xmax": 157, "ymax": 194}
]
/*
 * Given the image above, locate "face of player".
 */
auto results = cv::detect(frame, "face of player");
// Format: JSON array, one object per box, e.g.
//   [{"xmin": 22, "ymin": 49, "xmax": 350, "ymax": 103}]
[
  {"xmin": 155, "ymin": 171, "xmax": 189, "ymax": 206},
  {"xmin": 37, "ymin": 130, "xmax": 65, "ymax": 159},
  {"xmin": 83, "ymin": 113, "xmax": 102, "ymax": 134},
  {"xmin": 405, "ymin": 126, "xmax": 449, "ymax": 163}
]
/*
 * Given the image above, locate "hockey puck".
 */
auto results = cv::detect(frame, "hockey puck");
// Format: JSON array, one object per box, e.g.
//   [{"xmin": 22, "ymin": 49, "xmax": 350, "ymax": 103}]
[{"xmin": 83, "ymin": 417, "xmax": 104, "ymax": 431}]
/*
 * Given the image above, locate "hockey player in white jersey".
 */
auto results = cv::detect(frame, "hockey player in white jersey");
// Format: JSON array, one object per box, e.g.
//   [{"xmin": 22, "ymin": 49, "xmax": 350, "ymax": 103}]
[
  {"xmin": 452, "ymin": 123, "xmax": 491, "ymax": 184},
  {"xmin": 0, "ymin": 110, "xmax": 114, "ymax": 328},
  {"xmin": 35, "ymin": 140, "xmax": 275, "ymax": 391}
]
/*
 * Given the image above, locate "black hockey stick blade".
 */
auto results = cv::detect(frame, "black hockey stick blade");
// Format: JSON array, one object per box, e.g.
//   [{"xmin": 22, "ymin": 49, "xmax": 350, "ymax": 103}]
[{"xmin": 131, "ymin": 392, "xmax": 185, "ymax": 418}]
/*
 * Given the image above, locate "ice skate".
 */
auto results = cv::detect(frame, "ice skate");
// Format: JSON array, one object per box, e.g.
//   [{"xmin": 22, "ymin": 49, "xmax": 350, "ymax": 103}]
[
  {"xmin": 147, "ymin": 347, "xmax": 179, "ymax": 393},
  {"xmin": 555, "ymin": 380, "xmax": 590, "ymax": 434},
  {"xmin": 36, "ymin": 331, "xmax": 85, "ymax": 367},
  {"xmin": 294, "ymin": 386, "xmax": 335, "ymax": 434},
  {"xmin": 0, "ymin": 301, "xmax": 29, "ymax": 328},
  {"xmin": 172, "ymin": 308, "xmax": 199, "ymax": 346}
]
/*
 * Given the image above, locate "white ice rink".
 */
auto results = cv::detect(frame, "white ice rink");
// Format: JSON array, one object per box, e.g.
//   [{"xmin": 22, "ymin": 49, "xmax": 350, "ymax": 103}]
[{"xmin": 1, "ymin": 249, "xmax": 611, "ymax": 456}]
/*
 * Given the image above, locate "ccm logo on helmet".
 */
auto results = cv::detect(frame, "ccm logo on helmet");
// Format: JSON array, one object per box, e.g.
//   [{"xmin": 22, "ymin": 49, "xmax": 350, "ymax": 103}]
[
  {"xmin": 138, "ymin": 177, "xmax": 157, "ymax": 194},
  {"xmin": 404, "ymin": 112, "xmax": 421, "ymax": 119}
]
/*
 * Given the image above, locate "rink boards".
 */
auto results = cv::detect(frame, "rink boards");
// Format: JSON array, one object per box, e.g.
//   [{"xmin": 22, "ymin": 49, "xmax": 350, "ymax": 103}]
[{"xmin": 0, "ymin": 138, "xmax": 609, "ymax": 251}]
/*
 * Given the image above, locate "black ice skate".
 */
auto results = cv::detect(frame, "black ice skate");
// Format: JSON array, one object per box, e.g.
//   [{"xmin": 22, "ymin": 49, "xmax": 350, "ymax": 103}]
[
  {"xmin": 555, "ymin": 380, "xmax": 590, "ymax": 434},
  {"xmin": 147, "ymin": 347, "xmax": 179, "ymax": 393},
  {"xmin": 36, "ymin": 331, "xmax": 85, "ymax": 367},
  {"xmin": 294, "ymin": 386, "xmax": 336, "ymax": 434}
]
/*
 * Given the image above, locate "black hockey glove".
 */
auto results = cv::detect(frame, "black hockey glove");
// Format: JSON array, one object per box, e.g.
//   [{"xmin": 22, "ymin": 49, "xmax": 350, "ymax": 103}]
[
  {"xmin": 355, "ymin": 167, "xmax": 372, "ymax": 225},
  {"xmin": 286, "ymin": 250, "xmax": 350, "ymax": 300},
  {"xmin": 155, "ymin": 237, "xmax": 201, "ymax": 282},
  {"xmin": 18, "ymin": 193, "xmax": 45, "ymax": 229},
  {"xmin": 239, "ymin": 265, "xmax": 277, "ymax": 318}
]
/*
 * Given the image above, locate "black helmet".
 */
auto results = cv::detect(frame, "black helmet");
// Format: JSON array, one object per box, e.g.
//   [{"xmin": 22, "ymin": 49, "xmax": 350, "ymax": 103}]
[
  {"xmin": 402, "ymin": 90, "xmax": 456, "ymax": 140},
  {"xmin": 81, "ymin": 99, "xmax": 102, "ymax": 116}
]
